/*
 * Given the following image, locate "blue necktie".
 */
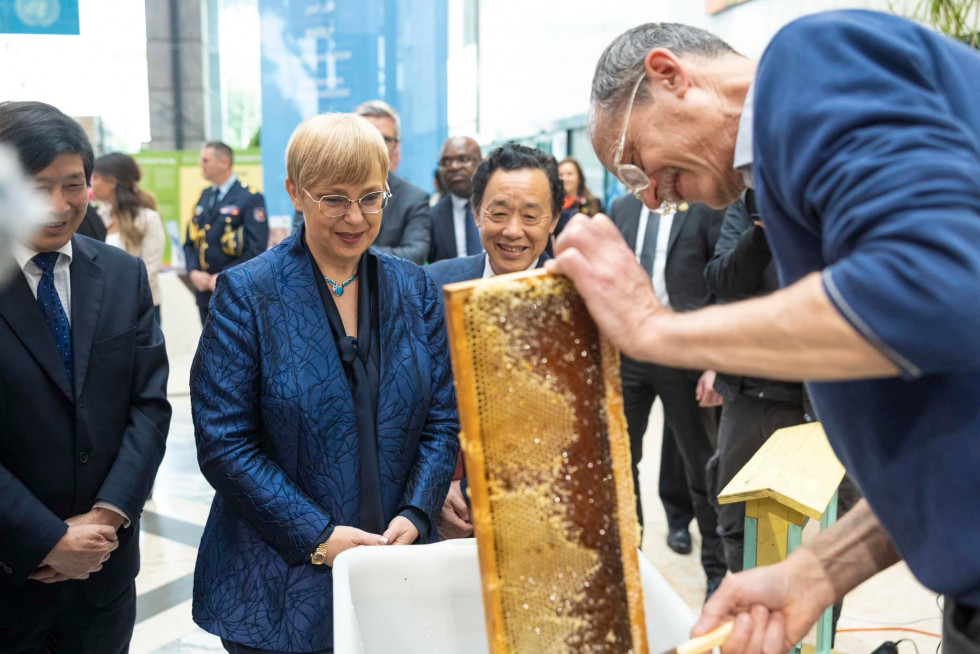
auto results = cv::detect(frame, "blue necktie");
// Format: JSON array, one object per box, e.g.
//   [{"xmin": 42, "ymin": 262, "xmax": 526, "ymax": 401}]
[
  {"xmin": 463, "ymin": 201, "xmax": 483, "ymax": 256},
  {"xmin": 33, "ymin": 252, "xmax": 73, "ymax": 386}
]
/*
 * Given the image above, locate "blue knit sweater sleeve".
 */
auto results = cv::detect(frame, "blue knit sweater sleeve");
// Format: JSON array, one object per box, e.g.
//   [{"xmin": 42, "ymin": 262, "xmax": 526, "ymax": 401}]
[{"xmin": 754, "ymin": 10, "xmax": 980, "ymax": 378}]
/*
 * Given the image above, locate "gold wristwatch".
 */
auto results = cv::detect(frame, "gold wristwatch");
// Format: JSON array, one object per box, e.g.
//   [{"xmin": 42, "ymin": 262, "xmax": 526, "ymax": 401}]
[{"xmin": 311, "ymin": 539, "xmax": 330, "ymax": 566}]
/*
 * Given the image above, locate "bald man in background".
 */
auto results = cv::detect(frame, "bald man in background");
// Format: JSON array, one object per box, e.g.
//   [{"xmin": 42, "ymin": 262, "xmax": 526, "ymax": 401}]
[{"xmin": 428, "ymin": 136, "xmax": 483, "ymax": 263}]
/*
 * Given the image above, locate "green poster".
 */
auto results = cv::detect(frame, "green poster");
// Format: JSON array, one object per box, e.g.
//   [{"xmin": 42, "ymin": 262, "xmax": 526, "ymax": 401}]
[{"xmin": 133, "ymin": 149, "xmax": 262, "ymax": 266}]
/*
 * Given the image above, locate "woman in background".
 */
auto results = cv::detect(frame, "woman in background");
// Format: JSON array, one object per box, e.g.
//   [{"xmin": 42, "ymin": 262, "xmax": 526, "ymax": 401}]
[
  {"xmin": 551, "ymin": 156, "xmax": 603, "ymax": 252},
  {"xmin": 91, "ymin": 153, "xmax": 165, "ymax": 322},
  {"xmin": 191, "ymin": 113, "xmax": 458, "ymax": 653}
]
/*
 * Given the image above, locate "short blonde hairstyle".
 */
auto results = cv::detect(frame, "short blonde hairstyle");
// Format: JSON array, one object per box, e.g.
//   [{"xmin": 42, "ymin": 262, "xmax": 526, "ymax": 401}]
[{"xmin": 285, "ymin": 113, "xmax": 389, "ymax": 192}]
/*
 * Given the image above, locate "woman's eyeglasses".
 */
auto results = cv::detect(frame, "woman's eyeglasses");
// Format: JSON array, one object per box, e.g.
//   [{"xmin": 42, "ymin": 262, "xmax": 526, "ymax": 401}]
[{"xmin": 304, "ymin": 189, "xmax": 392, "ymax": 218}]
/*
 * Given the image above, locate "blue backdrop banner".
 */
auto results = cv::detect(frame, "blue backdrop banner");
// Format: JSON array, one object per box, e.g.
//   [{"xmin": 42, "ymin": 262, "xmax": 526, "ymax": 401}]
[
  {"xmin": 258, "ymin": 0, "xmax": 448, "ymax": 227},
  {"xmin": 0, "ymin": 0, "xmax": 80, "ymax": 35}
]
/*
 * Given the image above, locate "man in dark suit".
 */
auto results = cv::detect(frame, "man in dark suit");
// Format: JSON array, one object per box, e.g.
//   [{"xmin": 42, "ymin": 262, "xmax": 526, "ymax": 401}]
[
  {"xmin": 184, "ymin": 141, "xmax": 268, "ymax": 325},
  {"xmin": 609, "ymin": 193, "xmax": 727, "ymax": 598},
  {"xmin": 428, "ymin": 136, "xmax": 483, "ymax": 263},
  {"xmin": 0, "ymin": 101, "xmax": 170, "ymax": 653},
  {"xmin": 355, "ymin": 100, "xmax": 431, "ymax": 264},
  {"xmin": 75, "ymin": 205, "xmax": 106, "ymax": 241},
  {"xmin": 428, "ymin": 144, "xmax": 563, "ymax": 540}
]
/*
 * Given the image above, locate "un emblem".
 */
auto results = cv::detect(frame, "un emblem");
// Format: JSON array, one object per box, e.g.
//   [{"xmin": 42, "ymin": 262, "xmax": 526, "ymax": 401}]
[{"xmin": 15, "ymin": 0, "xmax": 61, "ymax": 27}]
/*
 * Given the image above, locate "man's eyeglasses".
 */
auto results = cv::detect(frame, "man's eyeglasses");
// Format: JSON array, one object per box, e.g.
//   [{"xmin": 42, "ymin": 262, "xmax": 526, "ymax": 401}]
[
  {"xmin": 304, "ymin": 189, "xmax": 392, "ymax": 218},
  {"xmin": 480, "ymin": 209, "xmax": 551, "ymax": 227},
  {"xmin": 613, "ymin": 73, "xmax": 676, "ymax": 215},
  {"xmin": 438, "ymin": 155, "xmax": 478, "ymax": 169}
]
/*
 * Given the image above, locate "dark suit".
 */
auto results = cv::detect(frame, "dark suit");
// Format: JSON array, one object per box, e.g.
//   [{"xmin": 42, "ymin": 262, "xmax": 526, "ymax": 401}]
[
  {"xmin": 375, "ymin": 173, "xmax": 430, "ymax": 264},
  {"xmin": 609, "ymin": 195, "xmax": 726, "ymax": 580},
  {"xmin": 184, "ymin": 178, "xmax": 268, "ymax": 323},
  {"xmin": 75, "ymin": 205, "xmax": 107, "ymax": 242},
  {"xmin": 426, "ymin": 251, "xmax": 550, "ymax": 541},
  {"xmin": 428, "ymin": 194, "xmax": 479, "ymax": 263},
  {"xmin": 0, "ymin": 235, "xmax": 170, "ymax": 651},
  {"xmin": 427, "ymin": 252, "xmax": 550, "ymax": 289}
]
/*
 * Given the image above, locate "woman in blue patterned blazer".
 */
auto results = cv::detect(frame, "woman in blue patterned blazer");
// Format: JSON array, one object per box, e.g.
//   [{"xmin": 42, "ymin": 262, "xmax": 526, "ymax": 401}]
[{"xmin": 190, "ymin": 113, "xmax": 459, "ymax": 653}]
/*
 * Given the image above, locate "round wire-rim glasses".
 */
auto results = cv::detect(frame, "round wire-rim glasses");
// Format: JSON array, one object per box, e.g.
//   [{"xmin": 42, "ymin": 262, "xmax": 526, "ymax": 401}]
[
  {"xmin": 304, "ymin": 188, "xmax": 392, "ymax": 218},
  {"xmin": 613, "ymin": 73, "xmax": 678, "ymax": 216}
]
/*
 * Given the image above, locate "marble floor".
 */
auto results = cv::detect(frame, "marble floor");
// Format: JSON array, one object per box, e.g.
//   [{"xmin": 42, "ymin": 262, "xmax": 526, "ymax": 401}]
[{"xmin": 131, "ymin": 275, "xmax": 944, "ymax": 653}]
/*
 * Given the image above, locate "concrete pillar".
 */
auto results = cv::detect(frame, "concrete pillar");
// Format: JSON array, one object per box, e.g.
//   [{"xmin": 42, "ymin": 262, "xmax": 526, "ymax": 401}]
[{"xmin": 145, "ymin": 0, "xmax": 213, "ymax": 151}]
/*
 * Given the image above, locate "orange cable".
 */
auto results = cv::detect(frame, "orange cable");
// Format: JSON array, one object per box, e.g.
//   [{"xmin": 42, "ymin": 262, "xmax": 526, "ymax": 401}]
[{"xmin": 837, "ymin": 627, "xmax": 942, "ymax": 638}]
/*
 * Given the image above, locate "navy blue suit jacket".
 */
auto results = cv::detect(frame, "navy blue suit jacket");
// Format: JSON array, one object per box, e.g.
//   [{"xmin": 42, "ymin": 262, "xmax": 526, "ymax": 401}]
[
  {"xmin": 753, "ymin": 11, "xmax": 980, "ymax": 604},
  {"xmin": 425, "ymin": 251, "xmax": 549, "ymax": 522},
  {"xmin": 427, "ymin": 252, "xmax": 483, "ymax": 289},
  {"xmin": 428, "ymin": 194, "xmax": 461, "ymax": 263},
  {"xmin": 190, "ymin": 232, "xmax": 459, "ymax": 650},
  {"xmin": 0, "ymin": 235, "xmax": 170, "ymax": 603}
]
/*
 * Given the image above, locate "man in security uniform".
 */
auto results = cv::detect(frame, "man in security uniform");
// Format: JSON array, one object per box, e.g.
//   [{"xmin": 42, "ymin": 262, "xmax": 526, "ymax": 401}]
[{"xmin": 184, "ymin": 141, "xmax": 268, "ymax": 325}]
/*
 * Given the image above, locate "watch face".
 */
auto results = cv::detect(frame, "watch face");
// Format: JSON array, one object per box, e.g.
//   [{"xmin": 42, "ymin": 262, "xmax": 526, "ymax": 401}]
[{"xmin": 311, "ymin": 551, "xmax": 326, "ymax": 565}]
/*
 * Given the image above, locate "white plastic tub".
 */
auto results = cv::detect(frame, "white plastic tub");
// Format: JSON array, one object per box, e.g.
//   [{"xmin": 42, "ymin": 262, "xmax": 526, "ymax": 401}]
[{"xmin": 333, "ymin": 539, "xmax": 696, "ymax": 653}]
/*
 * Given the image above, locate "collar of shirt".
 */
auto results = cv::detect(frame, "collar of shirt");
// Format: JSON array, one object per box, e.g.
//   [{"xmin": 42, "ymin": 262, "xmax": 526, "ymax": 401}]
[
  {"xmin": 733, "ymin": 80, "xmax": 756, "ymax": 190},
  {"xmin": 482, "ymin": 253, "xmax": 538, "ymax": 278},
  {"xmin": 213, "ymin": 173, "xmax": 239, "ymax": 201},
  {"xmin": 12, "ymin": 238, "xmax": 73, "ymax": 272}
]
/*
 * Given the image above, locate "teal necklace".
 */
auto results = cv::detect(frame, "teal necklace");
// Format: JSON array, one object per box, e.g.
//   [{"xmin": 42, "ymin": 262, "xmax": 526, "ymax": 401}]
[{"xmin": 324, "ymin": 271, "xmax": 357, "ymax": 296}]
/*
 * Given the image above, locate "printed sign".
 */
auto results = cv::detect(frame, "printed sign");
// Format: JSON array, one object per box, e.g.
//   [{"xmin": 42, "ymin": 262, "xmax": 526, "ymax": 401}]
[{"xmin": 0, "ymin": 0, "xmax": 80, "ymax": 35}]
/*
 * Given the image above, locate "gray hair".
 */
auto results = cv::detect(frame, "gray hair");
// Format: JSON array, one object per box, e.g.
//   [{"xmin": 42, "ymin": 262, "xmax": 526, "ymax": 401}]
[
  {"xmin": 353, "ymin": 100, "xmax": 401, "ymax": 137},
  {"xmin": 591, "ymin": 23, "xmax": 738, "ymax": 114}
]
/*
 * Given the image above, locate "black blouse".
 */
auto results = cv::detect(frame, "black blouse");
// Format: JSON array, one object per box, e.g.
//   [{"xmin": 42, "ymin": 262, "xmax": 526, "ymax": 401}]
[{"xmin": 305, "ymin": 233, "xmax": 385, "ymax": 534}]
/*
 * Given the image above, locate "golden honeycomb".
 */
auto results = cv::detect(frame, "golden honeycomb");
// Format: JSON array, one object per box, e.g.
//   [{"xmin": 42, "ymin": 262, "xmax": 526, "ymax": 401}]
[{"xmin": 443, "ymin": 269, "xmax": 647, "ymax": 654}]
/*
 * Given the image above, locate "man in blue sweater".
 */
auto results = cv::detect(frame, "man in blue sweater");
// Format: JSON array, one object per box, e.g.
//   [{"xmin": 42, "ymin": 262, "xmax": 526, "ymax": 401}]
[{"xmin": 550, "ymin": 11, "xmax": 980, "ymax": 654}]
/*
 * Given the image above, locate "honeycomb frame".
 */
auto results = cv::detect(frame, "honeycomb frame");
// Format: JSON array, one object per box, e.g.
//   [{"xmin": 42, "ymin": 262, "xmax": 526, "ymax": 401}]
[{"xmin": 443, "ymin": 268, "xmax": 648, "ymax": 654}]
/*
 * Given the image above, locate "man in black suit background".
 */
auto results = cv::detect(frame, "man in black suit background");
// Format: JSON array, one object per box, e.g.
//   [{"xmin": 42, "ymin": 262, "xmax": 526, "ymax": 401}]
[
  {"xmin": 428, "ymin": 136, "xmax": 483, "ymax": 263},
  {"xmin": 184, "ymin": 141, "xmax": 268, "ymax": 325},
  {"xmin": 355, "ymin": 100, "xmax": 431, "ymax": 264},
  {"xmin": 0, "ymin": 101, "xmax": 170, "ymax": 653},
  {"xmin": 428, "ymin": 143, "xmax": 563, "ymax": 540},
  {"xmin": 609, "ymin": 193, "xmax": 727, "ymax": 599}
]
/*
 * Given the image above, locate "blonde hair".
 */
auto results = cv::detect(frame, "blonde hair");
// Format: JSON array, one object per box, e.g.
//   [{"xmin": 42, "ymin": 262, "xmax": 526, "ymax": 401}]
[{"xmin": 285, "ymin": 113, "xmax": 389, "ymax": 192}]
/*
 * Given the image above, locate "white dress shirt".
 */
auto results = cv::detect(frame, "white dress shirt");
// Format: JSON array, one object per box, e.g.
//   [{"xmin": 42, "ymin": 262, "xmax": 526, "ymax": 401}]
[
  {"xmin": 12, "ymin": 239, "xmax": 130, "ymax": 527},
  {"xmin": 733, "ymin": 80, "xmax": 756, "ymax": 190},
  {"xmin": 482, "ymin": 254, "xmax": 538, "ymax": 278},
  {"xmin": 13, "ymin": 241, "xmax": 73, "ymax": 322},
  {"xmin": 632, "ymin": 205, "xmax": 674, "ymax": 309},
  {"xmin": 451, "ymin": 194, "xmax": 470, "ymax": 256}
]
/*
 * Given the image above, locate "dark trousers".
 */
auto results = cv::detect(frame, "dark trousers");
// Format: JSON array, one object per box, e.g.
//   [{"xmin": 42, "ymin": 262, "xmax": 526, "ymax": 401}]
[
  {"xmin": 660, "ymin": 424, "xmax": 695, "ymax": 531},
  {"xmin": 944, "ymin": 599, "xmax": 980, "ymax": 654},
  {"xmin": 621, "ymin": 357, "xmax": 726, "ymax": 579},
  {"xmin": 0, "ymin": 581, "xmax": 135, "ymax": 654},
  {"xmin": 222, "ymin": 638, "xmax": 332, "ymax": 654}
]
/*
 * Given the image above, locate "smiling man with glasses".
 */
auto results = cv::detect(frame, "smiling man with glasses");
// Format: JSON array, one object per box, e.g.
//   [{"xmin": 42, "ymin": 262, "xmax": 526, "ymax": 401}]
[{"xmin": 548, "ymin": 12, "xmax": 980, "ymax": 654}]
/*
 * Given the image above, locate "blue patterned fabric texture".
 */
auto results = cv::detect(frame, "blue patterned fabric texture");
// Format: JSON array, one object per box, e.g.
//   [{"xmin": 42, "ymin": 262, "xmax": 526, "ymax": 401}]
[
  {"xmin": 32, "ymin": 252, "xmax": 73, "ymax": 387},
  {"xmin": 190, "ymin": 233, "xmax": 460, "ymax": 651}
]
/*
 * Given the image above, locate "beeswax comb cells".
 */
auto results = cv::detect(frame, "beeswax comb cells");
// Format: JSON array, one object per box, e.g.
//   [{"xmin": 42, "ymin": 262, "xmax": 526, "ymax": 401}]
[{"xmin": 443, "ymin": 268, "xmax": 648, "ymax": 654}]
